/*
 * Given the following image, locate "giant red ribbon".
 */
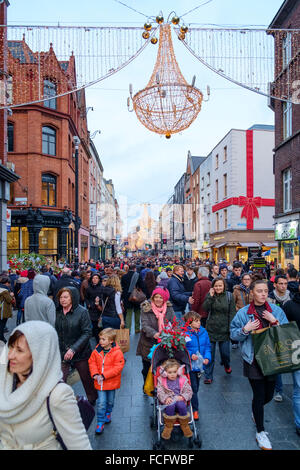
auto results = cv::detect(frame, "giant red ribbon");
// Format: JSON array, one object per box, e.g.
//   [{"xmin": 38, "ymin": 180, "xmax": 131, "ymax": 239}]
[{"xmin": 212, "ymin": 130, "xmax": 275, "ymax": 230}]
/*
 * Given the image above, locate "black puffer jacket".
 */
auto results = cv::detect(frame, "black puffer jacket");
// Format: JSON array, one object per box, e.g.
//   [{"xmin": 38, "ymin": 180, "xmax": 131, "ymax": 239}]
[
  {"xmin": 55, "ymin": 286, "xmax": 92, "ymax": 362},
  {"xmin": 283, "ymin": 292, "xmax": 300, "ymax": 331}
]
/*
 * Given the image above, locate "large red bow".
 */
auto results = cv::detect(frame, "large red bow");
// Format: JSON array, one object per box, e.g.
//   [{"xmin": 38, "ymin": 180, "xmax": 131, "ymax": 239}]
[{"xmin": 238, "ymin": 196, "xmax": 262, "ymax": 230}]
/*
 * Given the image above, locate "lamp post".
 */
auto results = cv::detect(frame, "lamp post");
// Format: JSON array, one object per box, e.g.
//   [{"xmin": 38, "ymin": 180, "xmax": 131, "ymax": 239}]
[{"xmin": 73, "ymin": 136, "xmax": 80, "ymax": 268}]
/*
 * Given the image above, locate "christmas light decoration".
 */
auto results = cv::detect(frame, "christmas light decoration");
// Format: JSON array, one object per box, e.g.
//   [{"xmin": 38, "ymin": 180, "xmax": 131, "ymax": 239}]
[{"xmin": 129, "ymin": 21, "xmax": 204, "ymax": 138}]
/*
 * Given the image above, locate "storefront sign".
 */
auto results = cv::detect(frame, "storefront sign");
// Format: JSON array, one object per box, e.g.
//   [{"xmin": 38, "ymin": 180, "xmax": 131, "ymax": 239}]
[
  {"xmin": 6, "ymin": 209, "xmax": 11, "ymax": 232},
  {"xmin": 248, "ymin": 246, "xmax": 261, "ymax": 259},
  {"xmin": 275, "ymin": 221, "xmax": 299, "ymax": 241},
  {"xmin": 90, "ymin": 204, "xmax": 96, "ymax": 226}
]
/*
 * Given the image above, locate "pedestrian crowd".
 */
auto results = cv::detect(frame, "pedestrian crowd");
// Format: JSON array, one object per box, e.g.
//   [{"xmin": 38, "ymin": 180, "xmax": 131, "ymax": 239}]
[{"xmin": 0, "ymin": 254, "xmax": 299, "ymax": 450}]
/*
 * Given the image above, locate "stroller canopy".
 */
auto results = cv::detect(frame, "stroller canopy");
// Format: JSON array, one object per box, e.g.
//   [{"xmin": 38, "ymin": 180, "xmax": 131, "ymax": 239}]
[{"xmin": 151, "ymin": 344, "xmax": 191, "ymax": 375}]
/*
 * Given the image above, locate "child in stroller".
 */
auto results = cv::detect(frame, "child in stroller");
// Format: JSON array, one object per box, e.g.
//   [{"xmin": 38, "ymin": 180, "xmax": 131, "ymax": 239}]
[{"xmin": 157, "ymin": 358, "xmax": 193, "ymax": 440}]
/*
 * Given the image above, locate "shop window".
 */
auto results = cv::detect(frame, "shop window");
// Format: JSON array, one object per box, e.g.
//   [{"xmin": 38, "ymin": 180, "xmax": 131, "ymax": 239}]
[
  {"xmin": 7, "ymin": 122, "xmax": 14, "ymax": 152},
  {"xmin": 7, "ymin": 227, "xmax": 29, "ymax": 255},
  {"xmin": 38, "ymin": 228, "xmax": 58, "ymax": 254},
  {"xmin": 44, "ymin": 79, "xmax": 57, "ymax": 109},
  {"xmin": 42, "ymin": 126, "xmax": 56, "ymax": 156},
  {"xmin": 283, "ymin": 167, "xmax": 292, "ymax": 212},
  {"xmin": 41, "ymin": 173, "xmax": 57, "ymax": 207}
]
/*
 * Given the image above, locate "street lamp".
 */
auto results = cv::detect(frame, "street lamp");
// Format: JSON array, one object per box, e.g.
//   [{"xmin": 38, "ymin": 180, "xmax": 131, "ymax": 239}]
[{"xmin": 73, "ymin": 136, "xmax": 80, "ymax": 268}]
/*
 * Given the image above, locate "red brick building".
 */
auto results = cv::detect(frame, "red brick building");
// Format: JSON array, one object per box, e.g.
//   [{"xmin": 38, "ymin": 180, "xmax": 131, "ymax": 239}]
[
  {"xmin": 269, "ymin": 0, "xmax": 300, "ymax": 270},
  {"xmin": 6, "ymin": 36, "xmax": 91, "ymax": 261}
]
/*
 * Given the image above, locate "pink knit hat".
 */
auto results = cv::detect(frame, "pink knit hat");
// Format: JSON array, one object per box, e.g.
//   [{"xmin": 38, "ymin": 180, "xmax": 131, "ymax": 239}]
[{"xmin": 151, "ymin": 287, "xmax": 170, "ymax": 303}]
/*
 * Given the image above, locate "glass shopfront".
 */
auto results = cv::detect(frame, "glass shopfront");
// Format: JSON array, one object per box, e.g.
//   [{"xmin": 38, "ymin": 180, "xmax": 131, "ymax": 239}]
[
  {"xmin": 38, "ymin": 228, "xmax": 58, "ymax": 255},
  {"xmin": 275, "ymin": 220, "xmax": 299, "ymax": 270},
  {"xmin": 7, "ymin": 227, "xmax": 29, "ymax": 255}
]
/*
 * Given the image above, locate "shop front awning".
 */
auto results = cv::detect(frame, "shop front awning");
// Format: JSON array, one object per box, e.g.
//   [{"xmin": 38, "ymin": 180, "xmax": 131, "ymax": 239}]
[
  {"xmin": 238, "ymin": 242, "xmax": 260, "ymax": 248},
  {"xmin": 215, "ymin": 243, "xmax": 226, "ymax": 249},
  {"xmin": 262, "ymin": 242, "xmax": 277, "ymax": 248}
]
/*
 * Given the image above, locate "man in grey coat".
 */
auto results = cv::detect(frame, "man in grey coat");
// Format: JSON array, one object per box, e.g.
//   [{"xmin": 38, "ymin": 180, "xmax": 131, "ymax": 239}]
[{"xmin": 24, "ymin": 274, "xmax": 56, "ymax": 327}]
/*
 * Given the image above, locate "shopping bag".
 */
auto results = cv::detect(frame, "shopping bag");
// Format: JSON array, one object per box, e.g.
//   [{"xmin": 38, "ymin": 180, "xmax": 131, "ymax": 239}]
[
  {"xmin": 115, "ymin": 328, "xmax": 130, "ymax": 353},
  {"xmin": 144, "ymin": 367, "xmax": 154, "ymax": 396},
  {"xmin": 252, "ymin": 321, "xmax": 300, "ymax": 376},
  {"xmin": 128, "ymin": 287, "xmax": 146, "ymax": 304}
]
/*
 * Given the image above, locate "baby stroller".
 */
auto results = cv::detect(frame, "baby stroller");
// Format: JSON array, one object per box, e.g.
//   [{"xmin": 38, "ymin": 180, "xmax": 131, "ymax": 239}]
[{"xmin": 150, "ymin": 344, "xmax": 202, "ymax": 450}]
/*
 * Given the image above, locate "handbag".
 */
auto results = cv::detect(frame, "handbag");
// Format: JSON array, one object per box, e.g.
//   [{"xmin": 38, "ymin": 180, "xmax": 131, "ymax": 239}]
[
  {"xmin": 47, "ymin": 381, "xmax": 95, "ymax": 450},
  {"xmin": 129, "ymin": 287, "xmax": 146, "ymax": 304},
  {"xmin": 252, "ymin": 321, "xmax": 300, "ymax": 376},
  {"xmin": 143, "ymin": 366, "xmax": 154, "ymax": 396},
  {"xmin": 97, "ymin": 297, "xmax": 108, "ymax": 328},
  {"xmin": 115, "ymin": 328, "xmax": 130, "ymax": 353}
]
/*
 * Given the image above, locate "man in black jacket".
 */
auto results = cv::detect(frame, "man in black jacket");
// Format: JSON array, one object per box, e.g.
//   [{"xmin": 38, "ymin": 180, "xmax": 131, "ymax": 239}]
[
  {"xmin": 287, "ymin": 268, "xmax": 300, "ymax": 300},
  {"xmin": 226, "ymin": 262, "xmax": 243, "ymax": 293},
  {"xmin": 121, "ymin": 264, "xmax": 145, "ymax": 334}
]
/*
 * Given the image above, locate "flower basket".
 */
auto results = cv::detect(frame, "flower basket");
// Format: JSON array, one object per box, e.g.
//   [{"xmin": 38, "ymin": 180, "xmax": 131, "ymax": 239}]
[{"xmin": 157, "ymin": 317, "xmax": 188, "ymax": 358}]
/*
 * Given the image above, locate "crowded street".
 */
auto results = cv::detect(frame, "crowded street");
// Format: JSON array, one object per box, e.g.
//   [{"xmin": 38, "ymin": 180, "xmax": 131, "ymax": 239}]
[{"xmin": 0, "ymin": 0, "xmax": 299, "ymax": 456}]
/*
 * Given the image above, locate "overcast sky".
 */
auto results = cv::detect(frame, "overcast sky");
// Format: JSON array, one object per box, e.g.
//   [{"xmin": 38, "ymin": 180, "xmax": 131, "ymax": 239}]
[{"xmin": 7, "ymin": 0, "xmax": 284, "ymax": 234}]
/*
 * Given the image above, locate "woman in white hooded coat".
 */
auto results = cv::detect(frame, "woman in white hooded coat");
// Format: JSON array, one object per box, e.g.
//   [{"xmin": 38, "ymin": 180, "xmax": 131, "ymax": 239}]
[{"xmin": 0, "ymin": 321, "xmax": 92, "ymax": 450}]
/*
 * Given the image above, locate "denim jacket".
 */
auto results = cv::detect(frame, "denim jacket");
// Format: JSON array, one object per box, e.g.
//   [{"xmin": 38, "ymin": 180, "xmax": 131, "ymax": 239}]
[{"xmin": 230, "ymin": 303, "xmax": 288, "ymax": 365}]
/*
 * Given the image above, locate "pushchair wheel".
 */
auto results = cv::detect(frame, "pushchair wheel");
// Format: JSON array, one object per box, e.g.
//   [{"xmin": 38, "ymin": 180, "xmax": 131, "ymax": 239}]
[
  {"xmin": 194, "ymin": 437, "xmax": 202, "ymax": 448},
  {"xmin": 153, "ymin": 440, "xmax": 165, "ymax": 451},
  {"xmin": 188, "ymin": 437, "xmax": 194, "ymax": 449}
]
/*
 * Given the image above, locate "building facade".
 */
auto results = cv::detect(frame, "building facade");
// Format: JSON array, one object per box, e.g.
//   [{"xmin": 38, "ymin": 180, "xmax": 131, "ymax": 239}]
[
  {"xmin": 209, "ymin": 125, "xmax": 276, "ymax": 263},
  {"xmin": 269, "ymin": 0, "xmax": 300, "ymax": 270},
  {"xmin": 6, "ymin": 37, "xmax": 90, "ymax": 262}
]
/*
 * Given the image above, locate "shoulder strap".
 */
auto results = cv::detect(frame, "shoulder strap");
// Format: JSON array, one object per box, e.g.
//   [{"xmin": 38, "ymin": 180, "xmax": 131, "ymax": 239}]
[{"xmin": 47, "ymin": 381, "xmax": 68, "ymax": 450}]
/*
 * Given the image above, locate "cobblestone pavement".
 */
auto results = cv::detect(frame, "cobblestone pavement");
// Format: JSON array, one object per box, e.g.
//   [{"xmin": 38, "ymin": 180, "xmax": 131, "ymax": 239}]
[{"xmin": 5, "ymin": 312, "xmax": 300, "ymax": 451}]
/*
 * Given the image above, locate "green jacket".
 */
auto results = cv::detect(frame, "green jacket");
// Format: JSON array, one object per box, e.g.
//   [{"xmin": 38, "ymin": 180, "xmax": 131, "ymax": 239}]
[{"xmin": 202, "ymin": 291, "xmax": 236, "ymax": 342}]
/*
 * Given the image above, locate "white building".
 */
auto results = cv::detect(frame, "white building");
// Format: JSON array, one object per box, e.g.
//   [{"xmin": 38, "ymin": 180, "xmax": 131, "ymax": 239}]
[{"xmin": 199, "ymin": 124, "xmax": 276, "ymax": 263}]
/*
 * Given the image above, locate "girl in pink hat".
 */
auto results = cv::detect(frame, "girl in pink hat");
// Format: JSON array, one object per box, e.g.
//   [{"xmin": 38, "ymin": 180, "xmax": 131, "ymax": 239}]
[{"xmin": 136, "ymin": 287, "xmax": 174, "ymax": 392}]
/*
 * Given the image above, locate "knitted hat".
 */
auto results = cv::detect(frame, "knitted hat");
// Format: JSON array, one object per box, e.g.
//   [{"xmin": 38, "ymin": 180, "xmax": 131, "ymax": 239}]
[
  {"xmin": 27, "ymin": 269, "xmax": 36, "ymax": 280},
  {"xmin": 151, "ymin": 287, "xmax": 170, "ymax": 303},
  {"xmin": 219, "ymin": 264, "xmax": 228, "ymax": 271}
]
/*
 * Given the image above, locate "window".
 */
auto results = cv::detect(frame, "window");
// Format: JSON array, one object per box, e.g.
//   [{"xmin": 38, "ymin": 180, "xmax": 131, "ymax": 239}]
[
  {"xmin": 283, "ymin": 101, "xmax": 292, "ymax": 139},
  {"xmin": 43, "ymin": 79, "xmax": 57, "ymax": 109},
  {"xmin": 282, "ymin": 32, "xmax": 292, "ymax": 68},
  {"xmin": 216, "ymin": 212, "xmax": 219, "ymax": 232},
  {"xmin": 207, "ymin": 172, "xmax": 210, "ymax": 186},
  {"xmin": 223, "ymin": 173, "xmax": 227, "ymax": 198},
  {"xmin": 215, "ymin": 179, "xmax": 219, "ymax": 202},
  {"xmin": 42, "ymin": 126, "xmax": 56, "ymax": 155},
  {"xmin": 7, "ymin": 122, "xmax": 14, "ymax": 152},
  {"xmin": 224, "ymin": 209, "xmax": 228, "ymax": 229},
  {"xmin": 6, "ymin": 75, "xmax": 13, "ymax": 105},
  {"xmin": 283, "ymin": 168, "xmax": 292, "ymax": 213},
  {"xmin": 41, "ymin": 173, "xmax": 56, "ymax": 207},
  {"xmin": 201, "ymin": 176, "xmax": 204, "ymax": 189},
  {"xmin": 215, "ymin": 154, "xmax": 219, "ymax": 169},
  {"xmin": 224, "ymin": 145, "xmax": 227, "ymax": 162}
]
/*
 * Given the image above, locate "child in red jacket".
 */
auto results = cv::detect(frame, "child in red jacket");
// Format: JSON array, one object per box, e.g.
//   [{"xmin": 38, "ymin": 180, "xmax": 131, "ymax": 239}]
[{"xmin": 88, "ymin": 328, "xmax": 125, "ymax": 434}]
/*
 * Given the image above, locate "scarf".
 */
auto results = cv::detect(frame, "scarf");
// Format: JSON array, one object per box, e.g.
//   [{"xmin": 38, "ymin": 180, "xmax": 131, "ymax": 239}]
[
  {"xmin": 247, "ymin": 301, "xmax": 273, "ymax": 329},
  {"xmin": 151, "ymin": 301, "xmax": 167, "ymax": 333},
  {"xmin": 0, "ymin": 321, "xmax": 63, "ymax": 425},
  {"xmin": 240, "ymin": 283, "xmax": 250, "ymax": 295},
  {"xmin": 273, "ymin": 290, "xmax": 290, "ymax": 305}
]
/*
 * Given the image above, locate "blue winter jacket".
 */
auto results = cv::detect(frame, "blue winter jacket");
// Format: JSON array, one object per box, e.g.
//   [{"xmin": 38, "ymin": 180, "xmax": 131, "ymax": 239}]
[
  {"xmin": 185, "ymin": 327, "xmax": 212, "ymax": 366},
  {"xmin": 230, "ymin": 303, "xmax": 289, "ymax": 365},
  {"xmin": 168, "ymin": 275, "xmax": 191, "ymax": 312}
]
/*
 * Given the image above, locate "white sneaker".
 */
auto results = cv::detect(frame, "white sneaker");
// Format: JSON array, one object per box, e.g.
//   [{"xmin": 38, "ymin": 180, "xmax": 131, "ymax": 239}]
[
  {"xmin": 256, "ymin": 431, "xmax": 272, "ymax": 450},
  {"xmin": 274, "ymin": 393, "xmax": 283, "ymax": 402}
]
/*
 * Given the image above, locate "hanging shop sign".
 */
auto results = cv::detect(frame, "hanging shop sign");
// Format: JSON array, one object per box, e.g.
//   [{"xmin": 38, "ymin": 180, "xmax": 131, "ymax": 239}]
[{"xmin": 275, "ymin": 221, "xmax": 299, "ymax": 240}]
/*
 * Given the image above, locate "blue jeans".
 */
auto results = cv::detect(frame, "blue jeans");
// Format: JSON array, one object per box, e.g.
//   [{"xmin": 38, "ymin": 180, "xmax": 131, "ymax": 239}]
[
  {"xmin": 292, "ymin": 369, "xmax": 300, "ymax": 429},
  {"xmin": 275, "ymin": 374, "xmax": 283, "ymax": 394},
  {"xmin": 204, "ymin": 341, "xmax": 230, "ymax": 380},
  {"xmin": 96, "ymin": 390, "xmax": 115, "ymax": 423},
  {"xmin": 190, "ymin": 371, "xmax": 200, "ymax": 411},
  {"xmin": 102, "ymin": 316, "xmax": 121, "ymax": 330}
]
